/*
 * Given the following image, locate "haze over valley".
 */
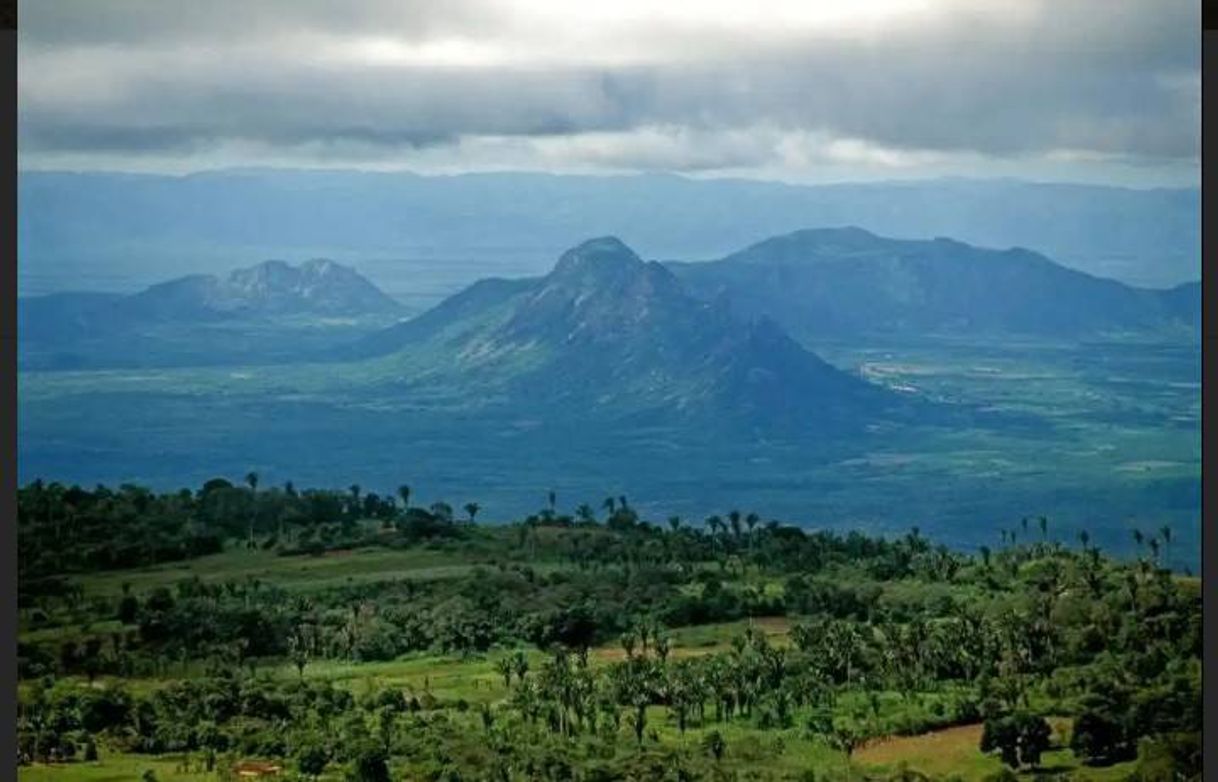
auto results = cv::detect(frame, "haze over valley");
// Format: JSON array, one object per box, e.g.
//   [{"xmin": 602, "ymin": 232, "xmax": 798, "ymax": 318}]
[{"xmin": 18, "ymin": 222, "xmax": 1200, "ymax": 567}]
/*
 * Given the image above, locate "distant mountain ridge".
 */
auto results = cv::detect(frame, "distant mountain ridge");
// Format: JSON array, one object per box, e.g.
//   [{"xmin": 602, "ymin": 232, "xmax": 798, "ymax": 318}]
[
  {"xmin": 21, "ymin": 258, "xmax": 401, "ymax": 337},
  {"xmin": 18, "ymin": 170, "xmax": 1200, "ymax": 292},
  {"xmin": 125, "ymin": 258, "xmax": 403, "ymax": 320},
  {"xmin": 355, "ymin": 237, "xmax": 903, "ymax": 430},
  {"xmin": 669, "ymin": 227, "xmax": 1199, "ymax": 343},
  {"xmin": 18, "ymin": 259, "xmax": 404, "ymax": 369}
]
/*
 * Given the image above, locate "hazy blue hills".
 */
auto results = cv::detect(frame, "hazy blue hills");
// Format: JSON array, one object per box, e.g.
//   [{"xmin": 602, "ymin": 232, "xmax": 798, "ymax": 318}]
[
  {"xmin": 16, "ymin": 236, "xmax": 1198, "ymax": 555},
  {"xmin": 19, "ymin": 258, "xmax": 403, "ymax": 369},
  {"xmin": 19, "ymin": 170, "xmax": 1199, "ymax": 295},
  {"xmin": 354, "ymin": 237, "xmax": 906, "ymax": 431},
  {"xmin": 670, "ymin": 228, "xmax": 1200, "ymax": 344}
]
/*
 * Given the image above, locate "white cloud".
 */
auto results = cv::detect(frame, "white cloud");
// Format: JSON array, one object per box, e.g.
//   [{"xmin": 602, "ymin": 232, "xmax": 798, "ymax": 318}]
[{"xmin": 16, "ymin": 0, "xmax": 1200, "ymax": 185}]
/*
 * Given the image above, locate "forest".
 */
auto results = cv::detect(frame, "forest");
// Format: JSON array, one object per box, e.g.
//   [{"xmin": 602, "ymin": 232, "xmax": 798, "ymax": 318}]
[{"xmin": 16, "ymin": 478, "xmax": 1202, "ymax": 781}]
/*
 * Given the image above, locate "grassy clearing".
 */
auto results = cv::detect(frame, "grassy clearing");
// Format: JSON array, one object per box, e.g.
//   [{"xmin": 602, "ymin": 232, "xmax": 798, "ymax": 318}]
[
  {"xmin": 854, "ymin": 718, "xmax": 1139, "ymax": 781},
  {"xmin": 71, "ymin": 545, "xmax": 495, "ymax": 597}
]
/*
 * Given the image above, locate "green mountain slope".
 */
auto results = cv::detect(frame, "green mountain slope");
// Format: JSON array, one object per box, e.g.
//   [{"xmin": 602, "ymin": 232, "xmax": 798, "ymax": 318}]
[
  {"xmin": 669, "ymin": 227, "xmax": 1199, "ymax": 344},
  {"xmin": 356, "ymin": 237, "xmax": 904, "ymax": 431}
]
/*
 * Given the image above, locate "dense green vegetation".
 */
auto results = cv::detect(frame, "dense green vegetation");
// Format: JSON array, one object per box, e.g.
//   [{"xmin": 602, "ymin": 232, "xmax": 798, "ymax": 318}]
[{"xmin": 18, "ymin": 479, "xmax": 1201, "ymax": 781}]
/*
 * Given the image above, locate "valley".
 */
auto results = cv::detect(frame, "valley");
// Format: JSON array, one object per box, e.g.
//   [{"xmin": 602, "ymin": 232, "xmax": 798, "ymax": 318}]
[{"xmin": 16, "ymin": 232, "xmax": 1200, "ymax": 566}]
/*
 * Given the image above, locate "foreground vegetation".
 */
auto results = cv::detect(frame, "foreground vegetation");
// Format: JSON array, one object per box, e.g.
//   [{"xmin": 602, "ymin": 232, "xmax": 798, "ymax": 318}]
[{"xmin": 18, "ymin": 479, "xmax": 1201, "ymax": 781}]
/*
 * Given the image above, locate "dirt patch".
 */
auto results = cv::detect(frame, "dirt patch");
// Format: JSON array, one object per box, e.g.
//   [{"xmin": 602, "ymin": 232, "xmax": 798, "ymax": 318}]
[{"xmin": 856, "ymin": 723, "xmax": 984, "ymax": 766}]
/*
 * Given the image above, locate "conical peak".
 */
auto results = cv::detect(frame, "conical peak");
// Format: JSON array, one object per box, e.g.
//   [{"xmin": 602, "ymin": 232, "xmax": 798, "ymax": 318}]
[{"xmin": 552, "ymin": 236, "xmax": 643, "ymax": 278}]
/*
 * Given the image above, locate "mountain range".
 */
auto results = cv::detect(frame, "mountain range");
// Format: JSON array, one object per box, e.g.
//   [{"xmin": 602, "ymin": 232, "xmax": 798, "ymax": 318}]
[
  {"xmin": 19, "ymin": 227, "xmax": 1199, "ymax": 373},
  {"xmin": 670, "ymin": 227, "xmax": 1200, "ymax": 344},
  {"xmin": 352, "ymin": 236, "xmax": 904, "ymax": 431},
  {"xmin": 18, "ymin": 259, "xmax": 404, "ymax": 369},
  {"xmin": 19, "ymin": 171, "xmax": 1200, "ymax": 294},
  {"xmin": 17, "ymin": 231, "xmax": 1200, "ymax": 545}
]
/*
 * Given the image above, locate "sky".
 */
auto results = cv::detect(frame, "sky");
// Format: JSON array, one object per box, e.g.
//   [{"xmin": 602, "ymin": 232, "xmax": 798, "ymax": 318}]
[{"xmin": 17, "ymin": 0, "xmax": 1200, "ymax": 186}]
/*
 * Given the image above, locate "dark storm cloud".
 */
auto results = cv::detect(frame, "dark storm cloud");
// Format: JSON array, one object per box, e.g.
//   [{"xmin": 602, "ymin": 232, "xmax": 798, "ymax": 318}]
[{"xmin": 17, "ymin": 0, "xmax": 1200, "ymax": 174}]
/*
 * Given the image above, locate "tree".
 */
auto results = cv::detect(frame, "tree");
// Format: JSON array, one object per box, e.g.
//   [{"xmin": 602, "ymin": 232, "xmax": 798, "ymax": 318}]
[
  {"xmin": 745, "ymin": 512, "xmax": 760, "ymax": 540},
  {"xmin": 348, "ymin": 740, "xmax": 390, "ymax": 782},
  {"xmin": 495, "ymin": 656, "xmax": 514, "ymax": 688},
  {"xmin": 1070, "ymin": 710, "xmax": 1132, "ymax": 765},
  {"xmin": 245, "ymin": 472, "xmax": 259, "ymax": 547},
  {"xmin": 981, "ymin": 713, "xmax": 1051, "ymax": 770},
  {"xmin": 464, "ymin": 502, "xmax": 480, "ymax": 523},
  {"xmin": 511, "ymin": 650, "xmax": 529, "ymax": 683},
  {"xmin": 296, "ymin": 741, "xmax": 328, "ymax": 781},
  {"xmin": 289, "ymin": 628, "xmax": 311, "ymax": 680},
  {"xmin": 654, "ymin": 634, "xmax": 670, "ymax": 664},
  {"xmin": 397, "ymin": 485, "xmax": 411, "ymax": 510},
  {"xmin": 702, "ymin": 729, "xmax": 726, "ymax": 762},
  {"xmin": 829, "ymin": 723, "xmax": 862, "ymax": 778},
  {"xmin": 117, "ymin": 594, "xmax": 139, "ymax": 624}
]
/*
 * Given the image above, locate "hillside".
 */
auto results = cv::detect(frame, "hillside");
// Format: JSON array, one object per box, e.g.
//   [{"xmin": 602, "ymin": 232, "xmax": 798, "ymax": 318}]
[
  {"xmin": 18, "ymin": 259, "xmax": 404, "ymax": 369},
  {"xmin": 669, "ymin": 228, "xmax": 1200, "ymax": 344},
  {"xmin": 16, "ymin": 478, "xmax": 1202, "ymax": 782},
  {"xmin": 355, "ymin": 237, "xmax": 904, "ymax": 430}
]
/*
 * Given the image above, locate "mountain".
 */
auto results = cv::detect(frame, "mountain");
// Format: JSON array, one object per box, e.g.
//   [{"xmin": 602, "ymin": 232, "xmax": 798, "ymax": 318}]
[
  {"xmin": 355, "ymin": 237, "xmax": 903, "ymax": 430},
  {"xmin": 669, "ymin": 228, "xmax": 1200, "ymax": 344},
  {"xmin": 21, "ymin": 258, "xmax": 401, "ymax": 334},
  {"xmin": 19, "ymin": 259, "xmax": 404, "ymax": 369},
  {"xmin": 18, "ymin": 171, "xmax": 1200, "ymax": 297}
]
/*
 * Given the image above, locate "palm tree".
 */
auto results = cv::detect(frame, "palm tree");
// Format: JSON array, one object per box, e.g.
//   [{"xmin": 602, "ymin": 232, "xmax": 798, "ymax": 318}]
[
  {"xmin": 1133, "ymin": 529, "xmax": 1145, "ymax": 549},
  {"xmin": 397, "ymin": 485, "xmax": 411, "ymax": 511},
  {"xmin": 464, "ymin": 502, "xmax": 480, "ymax": 523},
  {"xmin": 575, "ymin": 504, "xmax": 595, "ymax": 523},
  {"xmin": 667, "ymin": 516, "xmax": 682, "ymax": 533},
  {"xmin": 1038, "ymin": 516, "xmax": 1048, "ymax": 541},
  {"xmin": 494, "ymin": 656, "xmax": 514, "ymax": 688},
  {"xmin": 1078, "ymin": 529, "xmax": 1090, "ymax": 550},
  {"xmin": 728, "ymin": 510, "xmax": 742, "ymax": 541},
  {"xmin": 547, "ymin": 490, "xmax": 557, "ymax": 513},
  {"xmin": 744, "ymin": 512, "xmax": 760, "ymax": 557},
  {"xmin": 1159, "ymin": 525, "xmax": 1173, "ymax": 567},
  {"xmin": 620, "ymin": 631, "xmax": 637, "ymax": 659},
  {"xmin": 511, "ymin": 650, "xmax": 529, "ymax": 683},
  {"xmin": 702, "ymin": 730, "xmax": 726, "ymax": 762},
  {"xmin": 603, "ymin": 497, "xmax": 617, "ymax": 515},
  {"xmin": 244, "ymin": 472, "xmax": 259, "ymax": 547},
  {"xmin": 654, "ymin": 634, "xmax": 670, "ymax": 663}
]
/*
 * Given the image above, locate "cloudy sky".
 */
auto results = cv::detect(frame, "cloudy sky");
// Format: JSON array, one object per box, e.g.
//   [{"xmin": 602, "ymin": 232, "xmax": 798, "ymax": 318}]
[{"xmin": 17, "ymin": 0, "xmax": 1200, "ymax": 185}]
